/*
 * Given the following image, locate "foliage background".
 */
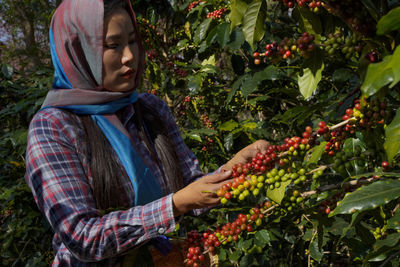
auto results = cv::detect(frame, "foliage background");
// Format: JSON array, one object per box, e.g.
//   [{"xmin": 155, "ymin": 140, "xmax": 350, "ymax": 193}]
[{"xmin": 1, "ymin": 0, "xmax": 400, "ymax": 265}]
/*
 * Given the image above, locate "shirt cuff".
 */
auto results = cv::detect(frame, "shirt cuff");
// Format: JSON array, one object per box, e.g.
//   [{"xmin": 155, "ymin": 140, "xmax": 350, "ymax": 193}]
[{"xmin": 141, "ymin": 194, "xmax": 177, "ymax": 238}]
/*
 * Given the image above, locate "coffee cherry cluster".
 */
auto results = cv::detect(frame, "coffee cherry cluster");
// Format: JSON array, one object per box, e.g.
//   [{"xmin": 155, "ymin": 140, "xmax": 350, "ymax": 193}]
[
  {"xmin": 187, "ymin": 0, "xmax": 205, "ymax": 12},
  {"xmin": 296, "ymin": 32, "xmax": 316, "ymax": 57},
  {"xmin": 275, "ymin": 0, "xmax": 322, "ymax": 12},
  {"xmin": 333, "ymin": 149, "xmax": 364, "ymax": 173},
  {"xmin": 206, "ymin": 7, "xmax": 227, "ymax": 19},
  {"xmin": 200, "ymin": 114, "xmax": 215, "ymax": 130},
  {"xmin": 357, "ymin": 100, "xmax": 387, "ymax": 128},
  {"xmin": 323, "ymin": 0, "xmax": 375, "ymax": 36},
  {"xmin": 175, "ymin": 68, "xmax": 187, "ymax": 78},
  {"xmin": 324, "ymin": 31, "xmax": 363, "ymax": 59},
  {"xmin": 146, "ymin": 49, "xmax": 158, "ymax": 60},
  {"xmin": 147, "ymin": 88, "xmax": 158, "ymax": 95},
  {"xmin": 201, "ymin": 136, "xmax": 214, "ymax": 152},
  {"xmin": 253, "ymin": 32, "xmax": 316, "ymax": 64},
  {"xmin": 137, "ymin": 18, "xmax": 160, "ymax": 49},
  {"xmin": 184, "ymin": 230, "xmax": 206, "ymax": 266}
]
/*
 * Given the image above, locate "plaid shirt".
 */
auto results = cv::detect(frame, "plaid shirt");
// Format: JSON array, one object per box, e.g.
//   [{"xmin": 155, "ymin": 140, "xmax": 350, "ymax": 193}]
[{"xmin": 25, "ymin": 93, "xmax": 205, "ymax": 266}]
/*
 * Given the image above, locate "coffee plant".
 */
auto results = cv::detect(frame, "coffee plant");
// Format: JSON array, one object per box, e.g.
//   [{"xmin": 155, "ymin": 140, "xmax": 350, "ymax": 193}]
[{"xmin": 1, "ymin": 0, "xmax": 400, "ymax": 265}]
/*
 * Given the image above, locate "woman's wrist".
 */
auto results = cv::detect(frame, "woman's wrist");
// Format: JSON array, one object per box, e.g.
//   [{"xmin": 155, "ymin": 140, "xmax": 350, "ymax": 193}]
[{"xmin": 172, "ymin": 190, "xmax": 189, "ymax": 217}]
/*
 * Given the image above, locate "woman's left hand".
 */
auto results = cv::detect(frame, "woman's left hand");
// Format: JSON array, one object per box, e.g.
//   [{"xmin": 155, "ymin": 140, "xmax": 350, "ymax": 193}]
[{"xmin": 222, "ymin": 140, "xmax": 270, "ymax": 171}]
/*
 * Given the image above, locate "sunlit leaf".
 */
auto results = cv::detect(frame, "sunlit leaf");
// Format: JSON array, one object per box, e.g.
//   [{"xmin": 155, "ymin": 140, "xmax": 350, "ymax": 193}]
[
  {"xmin": 298, "ymin": 63, "xmax": 324, "ymax": 99},
  {"xmin": 384, "ymin": 109, "xmax": 400, "ymax": 163},
  {"xmin": 229, "ymin": 0, "xmax": 248, "ymax": 31},
  {"xmin": 361, "ymin": 45, "xmax": 400, "ymax": 96},
  {"xmin": 267, "ymin": 180, "xmax": 291, "ymax": 204},
  {"xmin": 242, "ymin": 0, "xmax": 266, "ymax": 49},
  {"xmin": 194, "ymin": 18, "xmax": 212, "ymax": 44},
  {"xmin": 219, "ymin": 120, "xmax": 239, "ymax": 131},
  {"xmin": 377, "ymin": 6, "xmax": 400, "ymax": 35},
  {"xmin": 330, "ymin": 179, "xmax": 400, "ymax": 216}
]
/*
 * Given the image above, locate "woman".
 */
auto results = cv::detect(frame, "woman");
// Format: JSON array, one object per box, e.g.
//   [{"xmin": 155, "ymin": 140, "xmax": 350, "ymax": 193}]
[{"xmin": 25, "ymin": 0, "xmax": 269, "ymax": 265}]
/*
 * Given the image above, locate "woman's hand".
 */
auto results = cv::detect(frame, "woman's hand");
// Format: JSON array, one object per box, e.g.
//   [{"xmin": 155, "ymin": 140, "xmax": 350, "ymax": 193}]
[
  {"xmin": 172, "ymin": 170, "xmax": 233, "ymax": 216},
  {"xmin": 222, "ymin": 140, "xmax": 270, "ymax": 171}
]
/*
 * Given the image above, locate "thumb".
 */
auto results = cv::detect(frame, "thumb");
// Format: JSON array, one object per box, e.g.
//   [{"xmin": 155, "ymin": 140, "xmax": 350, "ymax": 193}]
[{"xmin": 204, "ymin": 170, "xmax": 232, "ymax": 183}]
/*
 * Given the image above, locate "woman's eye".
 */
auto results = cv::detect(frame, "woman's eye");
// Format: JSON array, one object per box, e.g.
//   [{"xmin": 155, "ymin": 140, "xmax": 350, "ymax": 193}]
[
  {"xmin": 129, "ymin": 39, "xmax": 136, "ymax": 45},
  {"xmin": 105, "ymin": 44, "xmax": 119, "ymax": 49}
]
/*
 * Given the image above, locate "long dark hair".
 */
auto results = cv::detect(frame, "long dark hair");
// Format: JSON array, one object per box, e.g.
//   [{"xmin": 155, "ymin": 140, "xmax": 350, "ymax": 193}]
[{"xmin": 81, "ymin": 100, "xmax": 184, "ymax": 210}]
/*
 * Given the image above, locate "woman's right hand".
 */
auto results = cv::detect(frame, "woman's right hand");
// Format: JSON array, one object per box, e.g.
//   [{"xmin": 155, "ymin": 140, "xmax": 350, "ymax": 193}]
[{"xmin": 172, "ymin": 170, "xmax": 232, "ymax": 216}]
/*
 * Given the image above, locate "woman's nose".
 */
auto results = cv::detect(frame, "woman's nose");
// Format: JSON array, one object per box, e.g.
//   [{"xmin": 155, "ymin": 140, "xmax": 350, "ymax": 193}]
[{"xmin": 121, "ymin": 45, "xmax": 133, "ymax": 65}]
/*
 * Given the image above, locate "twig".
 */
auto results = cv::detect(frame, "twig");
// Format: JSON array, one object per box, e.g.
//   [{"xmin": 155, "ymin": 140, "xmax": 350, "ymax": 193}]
[
  {"xmin": 308, "ymin": 230, "xmax": 318, "ymax": 267},
  {"xmin": 307, "ymin": 165, "xmax": 328, "ymax": 175},
  {"xmin": 328, "ymin": 118, "xmax": 356, "ymax": 131}
]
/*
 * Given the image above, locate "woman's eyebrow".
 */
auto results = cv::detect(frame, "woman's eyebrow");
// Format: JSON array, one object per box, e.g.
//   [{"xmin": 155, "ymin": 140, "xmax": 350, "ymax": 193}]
[{"xmin": 105, "ymin": 31, "xmax": 136, "ymax": 41}]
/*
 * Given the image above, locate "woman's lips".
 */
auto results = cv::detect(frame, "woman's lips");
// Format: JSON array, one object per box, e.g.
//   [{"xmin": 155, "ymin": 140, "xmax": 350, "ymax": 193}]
[{"xmin": 121, "ymin": 69, "xmax": 134, "ymax": 79}]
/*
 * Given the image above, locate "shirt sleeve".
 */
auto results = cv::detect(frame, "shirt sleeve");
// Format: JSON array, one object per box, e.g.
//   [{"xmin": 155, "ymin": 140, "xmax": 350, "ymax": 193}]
[{"xmin": 24, "ymin": 109, "xmax": 177, "ymax": 262}]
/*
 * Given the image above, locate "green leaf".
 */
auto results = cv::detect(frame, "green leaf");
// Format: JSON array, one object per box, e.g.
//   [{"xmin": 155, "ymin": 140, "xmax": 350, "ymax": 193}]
[
  {"xmin": 2, "ymin": 65, "xmax": 14, "ymax": 79},
  {"xmin": 226, "ymin": 74, "xmax": 248, "ymax": 105},
  {"xmin": 388, "ymin": 209, "xmax": 400, "ymax": 230},
  {"xmin": 239, "ymin": 238, "xmax": 253, "ymax": 251},
  {"xmin": 361, "ymin": 45, "xmax": 400, "ymax": 96},
  {"xmin": 188, "ymin": 74, "xmax": 203, "ymax": 94},
  {"xmin": 254, "ymin": 230, "xmax": 270, "ymax": 248},
  {"xmin": 384, "ymin": 109, "xmax": 400, "ymax": 163},
  {"xmin": 305, "ymin": 141, "xmax": 327, "ymax": 165},
  {"xmin": 218, "ymin": 248, "xmax": 227, "ymax": 261},
  {"xmin": 309, "ymin": 238, "xmax": 323, "ymax": 262},
  {"xmin": 219, "ymin": 120, "xmax": 239, "ymax": 131},
  {"xmin": 332, "ymin": 68, "xmax": 355, "ymax": 83},
  {"xmin": 298, "ymin": 63, "xmax": 324, "ymax": 99},
  {"xmin": 242, "ymin": 0, "xmax": 266, "ymax": 49},
  {"xmin": 229, "ymin": 249, "xmax": 242, "ymax": 262},
  {"xmin": 342, "ymin": 138, "xmax": 367, "ymax": 175},
  {"xmin": 227, "ymin": 29, "xmax": 245, "ymax": 50},
  {"xmin": 217, "ymin": 23, "xmax": 230, "ymax": 48},
  {"xmin": 187, "ymin": 133, "xmax": 202, "ymax": 142},
  {"xmin": 241, "ymin": 75, "xmax": 258, "ymax": 98},
  {"xmin": 330, "ymin": 179, "xmax": 400, "ymax": 216},
  {"xmin": 194, "ymin": 18, "xmax": 212, "ymax": 44},
  {"xmin": 374, "ymin": 233, "xmax": 400, "ymax": 251},
  {"xmin": 377, "ymin": 7, "xmax": 400, "ymax": 35},
  {"xmin": 200, "ymin": 55, "xmax": 217, "ymax": 73},
  {"xmin": 229, "ymin": 0, "xmax": 248, "ymax": 31},
  {"xmin": 224, "ymin": 133, "xmax": 234, "ymax": 151},
  {"xmin": 267, "ymin": 180, "xmax": 291, "ymax": 204},
  {"xmin": 206, "ymin": 26, "xmax": 219, "ymax": 45},
  {"xmin": 294, "ymin": 6, "xmax": 322, "ymax": 36},
  {"xmin": 242, "ymin": 122, "xmax": 258, "ymax": 130}
]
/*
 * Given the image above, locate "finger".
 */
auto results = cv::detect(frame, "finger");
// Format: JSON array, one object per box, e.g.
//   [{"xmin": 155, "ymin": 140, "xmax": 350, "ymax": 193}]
[
  {"xmin": 203, "ymin": 170, "xmax": 232, "ymax": 183},
  {"xmin": 214, "ymin": 178, "xmax": 235, "ymax": 191},
  {"xmin": 254, "ymin": 140, "xmax": 270, "ymax": 154}
]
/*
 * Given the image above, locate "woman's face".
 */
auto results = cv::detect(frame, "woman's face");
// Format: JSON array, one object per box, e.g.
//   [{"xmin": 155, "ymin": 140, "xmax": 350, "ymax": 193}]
[{"xmin": 102, "ymin": 8, "xmax": 139, "ymax": 92}]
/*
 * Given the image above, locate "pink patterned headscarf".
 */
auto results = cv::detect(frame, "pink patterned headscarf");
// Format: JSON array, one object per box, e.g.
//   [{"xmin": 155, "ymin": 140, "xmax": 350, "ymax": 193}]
[{"xmin": 42, "ymin": 0, "xmax": 145, "ymax": 107}]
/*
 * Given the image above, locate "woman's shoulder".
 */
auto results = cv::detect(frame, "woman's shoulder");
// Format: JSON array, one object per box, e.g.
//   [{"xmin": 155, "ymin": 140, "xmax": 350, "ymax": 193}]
[
  {"xmin": 138, "ymin": 92, "xmax": 168, "ymax": 107},
  {"xmin": 138, "ymin": 92, "xmax": 172, "ymax": 116},
  {"xmin": 29, "ymin": 107, "xmax": 82, "ymax": 136}
]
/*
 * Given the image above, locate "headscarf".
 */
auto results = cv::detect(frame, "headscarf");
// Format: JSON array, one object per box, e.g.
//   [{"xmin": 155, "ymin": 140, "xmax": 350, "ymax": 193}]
[{"xmin": 41, "ymin": 0, "xmax": 163, "ymax": 206}]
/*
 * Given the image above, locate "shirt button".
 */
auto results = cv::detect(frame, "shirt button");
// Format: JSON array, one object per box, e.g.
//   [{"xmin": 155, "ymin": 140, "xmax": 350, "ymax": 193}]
[{"xmin": 158, "ymin": 227, "xmax": 165, "ymax": 234}]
